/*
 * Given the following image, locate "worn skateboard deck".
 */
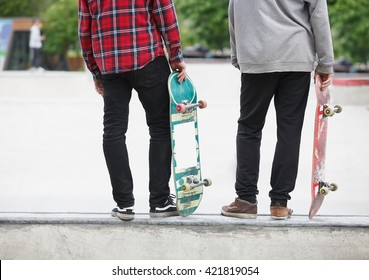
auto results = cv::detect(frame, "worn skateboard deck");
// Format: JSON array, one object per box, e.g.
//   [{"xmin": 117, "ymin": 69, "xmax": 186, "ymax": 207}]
[
  {"xmin": 168, "ymin": 72, "xmax": 211, "ymax": 216},
  {"xmin": 309, "ymin": 75, "xmax": 341, "ymax": 219}
]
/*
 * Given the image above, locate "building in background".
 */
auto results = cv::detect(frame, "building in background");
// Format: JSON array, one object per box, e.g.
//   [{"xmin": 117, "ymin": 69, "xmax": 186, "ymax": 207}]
[{"xmin": 0, "ymin": 18, "xmax": 35, "ymax": 71}]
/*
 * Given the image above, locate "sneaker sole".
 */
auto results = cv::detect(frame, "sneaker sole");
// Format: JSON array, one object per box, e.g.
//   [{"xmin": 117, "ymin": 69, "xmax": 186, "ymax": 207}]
[
  {"xmin": 116, "ymin": 212, "xmax": 135, "ymax": 221},
  {"xmin": 271, "ymin": 212, "xmax": 292, "ymax": 220},
  {"xmin": 112, "ymin": 210, "xmax": 134, "ymax": 221},
  {"xmin": 271, "ymin": 214, "xmax": 292, "ymax": 220},
  {"xmin": 221, "ymin": 209, "xmax": 257, "ymax": 219}
]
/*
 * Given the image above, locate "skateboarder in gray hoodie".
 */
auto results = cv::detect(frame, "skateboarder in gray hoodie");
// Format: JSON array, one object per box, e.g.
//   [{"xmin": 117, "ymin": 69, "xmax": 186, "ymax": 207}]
[{"xmin": 222, "ymin": 0, "xmax": 334, "ymax": 219}]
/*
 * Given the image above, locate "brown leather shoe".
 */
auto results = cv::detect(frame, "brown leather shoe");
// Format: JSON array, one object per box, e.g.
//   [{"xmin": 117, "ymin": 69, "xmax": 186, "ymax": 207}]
[
  {"xmin": 270, "ymin": 203, "xmax": 293, "ymax": 220},
  {"xmin": 221, "ymin": 198, "xmax": 257, "ymax": 219}
]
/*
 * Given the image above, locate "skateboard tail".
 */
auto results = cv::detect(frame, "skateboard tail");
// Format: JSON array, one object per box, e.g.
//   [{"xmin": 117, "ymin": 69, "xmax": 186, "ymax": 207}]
[
  {"xmin": 176, "ymin": 193, "xmax": 203, "ymax": 216},
  {"xmin": 309, "ymin": 192, "xmax": 325, "ymax": 219},
  {"xmin": 177, "ymin": 206, "xmax": 198, "ymax": 217}
]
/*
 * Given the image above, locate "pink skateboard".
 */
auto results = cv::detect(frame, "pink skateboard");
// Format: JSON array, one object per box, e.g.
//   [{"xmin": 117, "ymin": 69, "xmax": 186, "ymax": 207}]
[{"xmin": 309, "ymin": 75, "xmax": 342, "ymax": 219}]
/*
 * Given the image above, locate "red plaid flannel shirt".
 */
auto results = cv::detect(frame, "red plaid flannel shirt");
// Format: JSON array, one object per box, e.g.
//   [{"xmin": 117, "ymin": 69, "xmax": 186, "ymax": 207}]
[{"xmin": 78, "ymin": 0, "xmax": 183, "ymax": 77}]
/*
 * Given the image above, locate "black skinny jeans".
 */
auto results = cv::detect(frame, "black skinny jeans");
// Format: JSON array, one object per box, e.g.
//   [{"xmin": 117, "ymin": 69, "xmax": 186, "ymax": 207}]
[
  {"xmin": 100, "ymin": 56, "xmax": 172, "ymax": 208},
  {"xmin": 236, "ymin": 72, "xmax": 311, "ymax": 205}
]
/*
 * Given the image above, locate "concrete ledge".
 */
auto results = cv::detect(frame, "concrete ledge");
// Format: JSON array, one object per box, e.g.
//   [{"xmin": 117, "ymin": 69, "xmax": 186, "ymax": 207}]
[
  {"xmin": 1, "ymin": 213, "xmax": 369, "ymax": 260},
  {"xmin": 1, "ymin": 212, "xmax": 369, "ymax": 227}
]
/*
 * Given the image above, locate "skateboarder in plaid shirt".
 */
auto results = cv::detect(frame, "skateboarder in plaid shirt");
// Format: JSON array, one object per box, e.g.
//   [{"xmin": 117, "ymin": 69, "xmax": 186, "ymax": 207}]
[
  {"xmin": 78, "ymin": 0, "xmax": 186, "ymax": 221},
  {"xmin": 222, "ymin": 0, "xmax": 334, "ymax": 219}
]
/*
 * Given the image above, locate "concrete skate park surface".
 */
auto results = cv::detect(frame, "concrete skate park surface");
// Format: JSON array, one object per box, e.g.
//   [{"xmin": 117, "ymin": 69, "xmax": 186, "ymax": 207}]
[
  {"xmin": 1, "ymin": 212, "xmax": 369, "ymax": 259},
  {"xmin": 0, "ymin": 63, "xmax": 368, "ymax": 259}
]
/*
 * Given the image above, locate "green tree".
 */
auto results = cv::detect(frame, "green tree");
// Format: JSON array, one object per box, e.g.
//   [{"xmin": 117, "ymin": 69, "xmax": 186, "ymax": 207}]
[
  {"xmin": 328, "ymin": 0, "xmax": 369, "ymax": 63},
  {"xmin": 42, "ymin": 0, "xmax": 79, "ymax": 55},
  {"xmin": 174, "ymin": 0, "xmax": 229, "ymax": 51},
  {"xmin": 0, "ymin": 0, "xmax": 53, "ymax": 17}
]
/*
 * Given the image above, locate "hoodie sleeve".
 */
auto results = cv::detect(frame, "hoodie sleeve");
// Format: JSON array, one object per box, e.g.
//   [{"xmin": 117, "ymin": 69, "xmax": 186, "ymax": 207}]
[
  {"xmin": 307, "ymin": 0, "xmax": 334, "ymax": 74},
  {"xmin": 228, "ymin": 0, "xmax": 239, "ymax": 69}
]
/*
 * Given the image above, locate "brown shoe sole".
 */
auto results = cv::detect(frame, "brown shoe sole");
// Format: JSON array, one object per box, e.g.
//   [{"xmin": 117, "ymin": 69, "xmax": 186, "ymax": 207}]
[
  {"xmin": 270, "ymin": 208, "xmax": 293, "ymax": 220},
  {"xmin": 221, "ymin": 209, "xmax": 257, "ymax": 219}
]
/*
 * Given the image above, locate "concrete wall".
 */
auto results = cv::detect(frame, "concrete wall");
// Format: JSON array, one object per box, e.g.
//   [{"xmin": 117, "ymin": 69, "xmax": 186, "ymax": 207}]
[{"xmin": 1, "ymin": 213, "xmax": 368, "ymax": 260}]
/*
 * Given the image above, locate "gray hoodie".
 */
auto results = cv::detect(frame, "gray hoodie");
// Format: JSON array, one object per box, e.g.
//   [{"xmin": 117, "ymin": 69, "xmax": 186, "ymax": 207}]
[{"xmin": 229, "ymin": 0, "xmax": 334, "ymax": 74}]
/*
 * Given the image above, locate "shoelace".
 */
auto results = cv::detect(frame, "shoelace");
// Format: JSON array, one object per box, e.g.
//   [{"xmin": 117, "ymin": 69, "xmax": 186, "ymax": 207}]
[{"xmin": 167, "ymin": 194, "xmax": 176, "ymax": 206}]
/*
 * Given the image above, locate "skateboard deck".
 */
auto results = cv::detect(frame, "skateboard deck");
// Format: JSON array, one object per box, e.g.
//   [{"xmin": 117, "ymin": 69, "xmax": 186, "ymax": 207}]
[
  {"xmin": 168, "ymin": 72, "xmax": 211, "ymax": 216},
  {"xmin": 308, "ymin": 75, "xmax": 342, "ymax": 219}
]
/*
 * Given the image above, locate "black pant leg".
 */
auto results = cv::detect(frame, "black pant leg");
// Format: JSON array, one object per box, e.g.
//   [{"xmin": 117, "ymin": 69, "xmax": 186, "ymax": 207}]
[
  {"xmin": 269, "ymin": 72, "xmax": 310, "ymax": 203},
  {"xmin": 235, "ymin": 73, "xmax": 278, "ymax": 202},
  {"xmin": 101, "ymin": 74, "xmax": 135, "ymax": 208},
  {"xmin": 132, "ymin": 57, "xmax": 172, "ymax": 207}
]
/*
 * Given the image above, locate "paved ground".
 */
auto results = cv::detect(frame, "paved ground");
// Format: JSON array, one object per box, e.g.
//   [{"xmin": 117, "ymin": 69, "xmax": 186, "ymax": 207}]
[{"xmin": 0, "ymin": 64, "xmax": 368, "ymax": 216}]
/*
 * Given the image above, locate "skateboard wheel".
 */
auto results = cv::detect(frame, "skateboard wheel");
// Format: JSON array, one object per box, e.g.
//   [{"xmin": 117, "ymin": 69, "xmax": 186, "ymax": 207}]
[
  {"xmin": 198, "ymin": 100, "xmax": 207, "ymax": 109},
  {"xmin": 334, "ymin": 105, "xmax": 342, "ymax": 114},
  {"xmin": 203, "ymin": 178, "xmax": 212, "ymax": 187},
  {"xmin": 330, "ymin": 183, "xmax": 338, "ymax": 192},
  {"xmin": 319, "ymin": 186, "xmax": 329, "ymax": 195},
  {"xmin": 176, "ymin": 104, "xmax": 186, "ymax": 113},
  {"xmin": 323, "ymin": 107, "xmax": 333, "ymax": 117},
  {"xmin": 182, "ymin": 183, "xmax": 191, "ymax": 192}
]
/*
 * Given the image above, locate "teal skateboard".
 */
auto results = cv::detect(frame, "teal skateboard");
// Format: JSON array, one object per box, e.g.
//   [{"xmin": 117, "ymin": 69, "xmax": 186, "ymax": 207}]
[{"xmin": 168, "ymin": 72, "xmax": 212, "ymax": 216}]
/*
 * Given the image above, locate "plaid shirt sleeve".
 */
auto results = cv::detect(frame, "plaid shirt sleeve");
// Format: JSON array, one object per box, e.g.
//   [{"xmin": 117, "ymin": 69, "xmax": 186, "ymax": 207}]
[
  {"xmin": 152, "ymin": 0, "xmax": 183, "ymax": 63},
  {"xmin": 78, "ymin": 0, "xmax": 101, "ymax": 78}
]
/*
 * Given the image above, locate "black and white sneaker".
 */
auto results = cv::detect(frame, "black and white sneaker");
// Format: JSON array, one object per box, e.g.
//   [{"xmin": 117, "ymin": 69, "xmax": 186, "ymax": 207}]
[
  {"xmin": 111, "ymin": 206, "xmax": 135, "ymax": 221},
  {"xmin": 150, "ymin": 194, "xmax": 179, "ymax": 217}
]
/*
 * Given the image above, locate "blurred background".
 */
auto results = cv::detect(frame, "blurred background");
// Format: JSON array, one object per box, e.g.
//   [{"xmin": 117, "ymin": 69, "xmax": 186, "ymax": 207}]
[{"xmin": 0, "ymin": 0, "xmax": 368, "ymax": 72}]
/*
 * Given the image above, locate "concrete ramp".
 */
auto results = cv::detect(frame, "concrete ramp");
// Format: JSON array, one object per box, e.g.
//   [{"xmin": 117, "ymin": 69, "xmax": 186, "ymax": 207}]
[{"xmin": 1, "ymin": 213, "xmax": 368, "ymax": 260}]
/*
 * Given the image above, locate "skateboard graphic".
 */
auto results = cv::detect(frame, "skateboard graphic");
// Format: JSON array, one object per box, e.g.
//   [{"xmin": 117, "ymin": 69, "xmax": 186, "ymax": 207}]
[
  {"xmin": 308, "ymin": 75, "xmax": 342, "ymax": 219},
  {"xmin": 168, "ymin": 72, "xmax": 212, "ymax": 216}
]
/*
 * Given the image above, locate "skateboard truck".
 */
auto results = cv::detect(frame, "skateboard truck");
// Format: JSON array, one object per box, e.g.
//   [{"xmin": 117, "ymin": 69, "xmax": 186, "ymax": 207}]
[
  {"xmin": 318, "ymin": 181, "xmax": 338, "ymax": 195},
  {"xmin": 176, "ymin": 100, "xmax": 207, "ymax": 113},
  {"xmin": 323, "ymin": 104, "xmax": 342, "ymax": 117},
  {"xmin": 182, "ymin": 176, "xmax": 212, "ymax": 192}
]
